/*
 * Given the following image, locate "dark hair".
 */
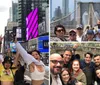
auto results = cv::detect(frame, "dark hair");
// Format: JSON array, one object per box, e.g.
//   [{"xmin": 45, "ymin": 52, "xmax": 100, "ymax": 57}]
[
  {"xmin": 54, "ymin": 24, "xmax": 66, "ymax": 35},
  {"xmin": 71, "ymin": 59, "xmax": 81, "ymax": 71},
  {"xmin": 60, "ymin": 68, "xmax": 70, "ymax": 85},
  {"xmin": 86, "ymin": 26, "xmax": 89, "ymax": 29},
  {"xmin": 95, "ymin": 66, "xmax": 100, "ymax": 72},
  {"xmin": 64, "ymin": 48, "xmax": 73, "ymax": 54},
  {"xmin": 94, "ymin": 54, "xmax": 100, "ymax": 58},
  {"xmin": 60, "ymin": 54, "xmax": 63, "ymax": 58},
  {"xmin": 71, "ymin": 54, "xmax": 80, "ymax": 61},
  {"xmin": 60, "ymin": 68, "xmax": 76, "ymax": 85},
  {"xmin": 61, "ymin": 68, "xmax": 70, "ymax": 75},
  {"xmin": 28, "ymin": 50, "xmax": 41, "ymax": 57},
  {"xmin": 2, "ymin": 57, "xmax": 13, "ymax": 68},
  {"xmin": 84, "ymin": 52, "xmax": 93, "ymax": 58}
]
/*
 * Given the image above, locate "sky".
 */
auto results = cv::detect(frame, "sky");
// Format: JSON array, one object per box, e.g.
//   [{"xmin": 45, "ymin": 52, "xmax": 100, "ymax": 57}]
[
  {"xmin": 51, "ymin": 0, "xmax": 100, "ymax": 18},
  {"xmin": 0, "ymin": 0, "xmax": 12, "ymax": 35},
  {"xmin": 0, "ymin": 0, "xmax": 100, "ymax": 35}
]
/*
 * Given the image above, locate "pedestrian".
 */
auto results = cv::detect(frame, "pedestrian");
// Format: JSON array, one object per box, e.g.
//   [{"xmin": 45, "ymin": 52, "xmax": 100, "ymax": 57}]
[
  {"xmin": 60, "ymin": 68, "xmax": 76, "ymax": 85},
  {"xmin": 95, "ymin": 29, "xmax": 100, "ymax": 41},
  {"xmin": 83, "ymin": 29, "xmax": 95, "ymax": 41},
  {"xmin": 68, "ymin": 30, "xmax": 77, "ymax": 41},
  {"xmin": 76, "ymin": 24, "xmax": 84, "ymax": 42},
  {"xmin": 15, "ymin": 38, "xmax": 46, "ymax": 85},
  {"xmin": 95, "ymin": 66, "xmax": 100, "ymax": 85},
  {"xmin": 0, "ymin": 36, "xmax": 20, "ymax": 85},
  {"xmin": 70, "ymin": 60, "xmax": 87, "ymax": 85},
  {"xmin": 80, "ymin": 52, "xmax": 95, "ymax": 85},
  {"xmin": 94, "ymin": 54, "xmax": 100, "ymax": 68},
  {"xmin": 0, "ymin": 57, "xmax": 14, "ymax": 85},
  {"xmin": 63, "ymin": 49, "xmax": 72, "ymax": 69},
  {"xmin": 50, "ymin": 53, "xmax": 64, "ymax": 85},
  {"xmin": 51, "ymin": 24, "xmax": 67, "ymax": 41},
  {"xmin": 13, "ymin": 52, "xmax": 26, "ymax": 85},
  {"xmin": 93, "ymin": 54, "xmax": 100, "ymax": 85}
]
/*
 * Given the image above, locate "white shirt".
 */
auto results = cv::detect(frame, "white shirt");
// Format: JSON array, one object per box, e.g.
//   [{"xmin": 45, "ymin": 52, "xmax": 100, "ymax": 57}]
[
  {"xmin": 51, "ymin": 74, "xmax": 62, "ymax": 85},
  {"xmin": 96, "ymin": 36, "xmax": 100, "ymax": 41},
  {"xmin": 76, "ymin": 35, "xmax": 82, "ymax": 42}
]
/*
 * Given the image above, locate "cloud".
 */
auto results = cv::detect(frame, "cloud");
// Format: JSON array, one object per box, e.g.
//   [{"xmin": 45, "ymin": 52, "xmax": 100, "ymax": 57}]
[{"xmin": 0, "ymin": 6, "xmax": 8, "ymax": 12}]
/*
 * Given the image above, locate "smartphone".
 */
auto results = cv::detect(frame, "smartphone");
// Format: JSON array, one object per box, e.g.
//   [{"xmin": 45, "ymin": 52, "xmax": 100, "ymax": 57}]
[{"xmin": 10, "ymin": 42, "xmax": 16, "ymax": 53}]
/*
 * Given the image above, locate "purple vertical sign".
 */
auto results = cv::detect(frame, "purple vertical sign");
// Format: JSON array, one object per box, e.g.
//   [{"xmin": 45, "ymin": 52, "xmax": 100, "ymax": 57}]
[{"xmin": 26, "ymin": 8, "xmax": 38, "ymax": 40}]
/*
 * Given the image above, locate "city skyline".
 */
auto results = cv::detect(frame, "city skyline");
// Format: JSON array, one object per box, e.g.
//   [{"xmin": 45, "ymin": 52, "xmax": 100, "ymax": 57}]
[{"xmin": 51, "ymin": 0, "xmax": 100, "ymax": 19}]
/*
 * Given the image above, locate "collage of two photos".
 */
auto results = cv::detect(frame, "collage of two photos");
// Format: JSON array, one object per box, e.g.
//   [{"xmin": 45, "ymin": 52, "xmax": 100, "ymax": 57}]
[
  {"xmin": 0, "ymin": 0, "xmax": 100, "ymax": 85},
  {"xmin": 50, "ymin": 0, "xmax": 100, "ymax": 85}
]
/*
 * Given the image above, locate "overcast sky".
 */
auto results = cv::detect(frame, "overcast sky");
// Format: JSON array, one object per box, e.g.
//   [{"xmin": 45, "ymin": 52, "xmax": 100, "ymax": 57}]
[{"xmin": 0, "ymin": 0, "xmax": 12, "ymax": 35}]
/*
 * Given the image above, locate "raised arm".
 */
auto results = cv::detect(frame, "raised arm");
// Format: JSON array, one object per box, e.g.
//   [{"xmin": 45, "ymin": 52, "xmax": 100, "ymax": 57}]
[
  {"xmin": 0, "ymin": 35, "xmax": 3, "ymax": 52},
  {"xmin": 15, "ymin": 38, "xmax": 43, "ymax": 66},
  {"xmin": 13, "ymin": 51, "xmax": 20, "ymax": 67}
]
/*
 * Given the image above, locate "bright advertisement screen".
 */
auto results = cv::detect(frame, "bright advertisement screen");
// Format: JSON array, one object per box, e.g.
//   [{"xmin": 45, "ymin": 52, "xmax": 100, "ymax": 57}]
[
  {"xmin": 26, "ymin": 8, "xmax": 38, "ymax": 40},
  {"xmin": 10, "ymin": 42, "xmax": 16, "ymax": 53}
]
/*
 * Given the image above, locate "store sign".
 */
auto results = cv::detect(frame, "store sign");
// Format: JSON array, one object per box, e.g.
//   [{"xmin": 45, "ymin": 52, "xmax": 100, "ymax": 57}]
[{"xmin": 38, "ymin": 36, "xmax": 49, "ymax": 52}]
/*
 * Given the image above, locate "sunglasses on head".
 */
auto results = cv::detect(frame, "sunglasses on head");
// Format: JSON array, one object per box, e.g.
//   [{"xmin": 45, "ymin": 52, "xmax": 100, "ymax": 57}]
[
  {"xmin": 56, "ymin": 29, "xmax": 64, "ymax": 32},
  {"xmin": 50, "ymin": 60, "xmax": 64, "ymax": 65}
]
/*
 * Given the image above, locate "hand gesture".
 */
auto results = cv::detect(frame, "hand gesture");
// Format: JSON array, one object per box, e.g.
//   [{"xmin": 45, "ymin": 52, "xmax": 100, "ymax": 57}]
[
  {"xmin": 14, "ymin": 36, "xmax": 17, "ymax": 43},
  {"xmin": 0, "ymin": 35, "xmax": 3, "ymax": 42}
]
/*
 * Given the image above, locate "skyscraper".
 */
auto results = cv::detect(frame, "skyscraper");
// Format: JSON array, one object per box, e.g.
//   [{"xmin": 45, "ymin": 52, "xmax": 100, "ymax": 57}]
[
  {"xmin": 62, "ymin": 0, "xmax": 69, "ymax": 16},
  {"xmin": 54, "ymin": 6, "xmax": 62, "ymax": 19},
  {"xmin": 50, "ymin": 0, "xmax": 52, "ymax": 20},
  {"xmin": 12, "ymin": 1, "xmax": 18, "ymax": 22},
  {"xmin": 18, "ymin": 0, "xmax": 49, "ymax": 41}
]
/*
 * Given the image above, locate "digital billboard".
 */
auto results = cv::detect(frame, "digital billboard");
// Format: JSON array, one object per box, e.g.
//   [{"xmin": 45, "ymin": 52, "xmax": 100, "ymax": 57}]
[
  {"xmin": 38, "ymin": 35, "xmax": 49, "ymax": 53},
  {"xmin": 26, "ymin": 8, "xmax": 38, "ymax": 40},
  {"xmin": 10, "ymin": 42, "xmax": 16, "ymax": 53}
]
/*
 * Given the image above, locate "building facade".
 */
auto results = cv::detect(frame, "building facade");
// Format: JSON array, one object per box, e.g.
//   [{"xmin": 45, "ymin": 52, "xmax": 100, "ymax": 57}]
[
  {"xmin": 62, "ymin": 0, "xmax": 69, "ymax": 16},
  {"xmin": 18, "ymin": 0, "xmax": 49, "ymax": 41}
]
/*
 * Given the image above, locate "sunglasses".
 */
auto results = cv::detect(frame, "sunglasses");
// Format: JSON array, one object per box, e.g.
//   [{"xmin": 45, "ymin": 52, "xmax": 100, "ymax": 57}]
[
  {"xmin": 50, "ymin": 60, "xmax": 64, "ymax": 65},
  {"xmin": 77, "ymin": 28, "xmax": 83, "ymax": 30},
  {"xmin": 56, "ymin": 29, "xmax": 64, "ymax": 32},
  {"xmin": 69, "ymin": 33, "xmax": 76, "ymax": 36}
]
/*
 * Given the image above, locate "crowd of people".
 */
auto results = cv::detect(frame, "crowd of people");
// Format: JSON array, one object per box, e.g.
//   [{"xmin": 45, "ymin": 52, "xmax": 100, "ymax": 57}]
[
  {"xmin": 50, "ymin": 49, "xmax": 100, "ymax": 85},
  {"xmin": 0, "ymin": 36, "xmax": 49, "ymax": 85},
  {"xmin": 50, "ymin": 24, "xmax": 100, "ymax": 42}
]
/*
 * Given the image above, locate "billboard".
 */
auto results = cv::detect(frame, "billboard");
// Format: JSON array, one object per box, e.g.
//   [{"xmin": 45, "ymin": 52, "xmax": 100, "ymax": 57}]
[
  {"xmin": 10, "ymin": 42, "xmax": 16, "ymax": 53},
  {"xmin": 26, "ymin": 8, "xmax": 38, "ymax": 40},
  {"xmin": 38, "ymin": 35, "xmax": 49, "ymax": 53},
  {"xmin": 38, "ymin": 21, "xmax": 46, "ymax": 35},
  {"xmin": 38, "ymin": 7, "xmax": 49, "ymax": 36}
]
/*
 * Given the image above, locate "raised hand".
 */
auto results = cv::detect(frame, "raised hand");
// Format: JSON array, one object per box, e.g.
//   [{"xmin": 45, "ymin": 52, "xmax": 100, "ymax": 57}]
[
  {"xmin": 14, "ymin": 36, "xmax": 17, "ymax": 43},
  {"xmin": 0, "ymin": 35, "xmax": 3, "ymax": 42}
]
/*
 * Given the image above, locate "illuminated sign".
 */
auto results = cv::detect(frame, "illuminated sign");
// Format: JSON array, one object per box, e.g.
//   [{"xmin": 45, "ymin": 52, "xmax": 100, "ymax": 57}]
[
  {"xmin": 38, "ymin": 36, "xmax": 49, "ymax": 52},
  {"xmin": 10, "ymin": 42, "xmax": 16, "ymax": 53},
  {"xmin": 26, "ymin": 8, "xmax": 38, "ymax": 40}
]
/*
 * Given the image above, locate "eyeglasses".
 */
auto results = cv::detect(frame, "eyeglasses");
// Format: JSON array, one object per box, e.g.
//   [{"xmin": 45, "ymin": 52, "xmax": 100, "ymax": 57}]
[
  {"xmin": 69, "ymin": 34, "xmax": 76, "ymax": 36},
  {"xmin": 50, "ymin": 60, "xmax": 64, "ymax": 65},
  {"xmin": 56, "ymin": 29, "xmax": 64, "ymax": 32}
]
